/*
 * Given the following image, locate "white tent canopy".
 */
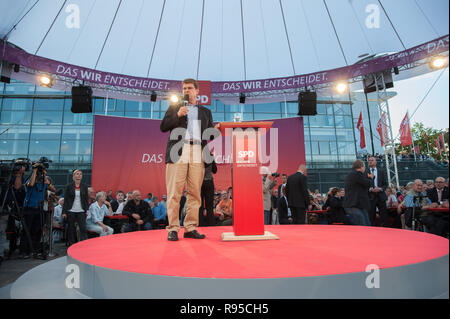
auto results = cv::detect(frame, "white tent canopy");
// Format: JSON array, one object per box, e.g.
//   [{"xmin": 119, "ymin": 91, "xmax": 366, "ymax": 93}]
[{"xmin": 1, "ymin": 0, "xmax": 448, "ymax": 84}]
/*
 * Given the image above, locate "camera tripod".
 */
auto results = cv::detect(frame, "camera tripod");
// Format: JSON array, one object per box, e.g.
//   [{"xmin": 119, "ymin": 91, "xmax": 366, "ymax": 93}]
[
  {"xmin": 0, "ymin": 183, "xmax": 35, "ymax": 258},
  {"xmin": 411, "ymin": 196, "xmax": 425, "ymax": 232},
  {"xmin": 1, "ymin": 174, "xmax": 50, "ymax": 260}
]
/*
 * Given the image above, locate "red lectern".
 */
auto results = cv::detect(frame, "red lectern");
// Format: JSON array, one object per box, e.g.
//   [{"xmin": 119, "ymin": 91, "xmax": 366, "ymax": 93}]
[{"xmin": 219, "ymin": 122, "xmax": 279, "ymax": 241}]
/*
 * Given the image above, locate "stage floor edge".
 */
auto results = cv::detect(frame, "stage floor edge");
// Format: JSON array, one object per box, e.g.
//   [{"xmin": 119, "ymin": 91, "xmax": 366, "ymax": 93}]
[
  {"xmin": 8, "ymin": 255, "xmax": 449, "ymax": 299},
  {"xmin": 8, "ymin": 226, "xmax": 450, "ymax": 299}
]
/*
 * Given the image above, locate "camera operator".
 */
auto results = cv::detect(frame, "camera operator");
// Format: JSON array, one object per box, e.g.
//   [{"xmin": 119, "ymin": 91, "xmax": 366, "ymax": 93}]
[
  {"xmin": 18, "ymin": 162, "xmax": 48, "ymax": 259},
  {"xmin": 261, "ymin": 167, "xmax": 278, "ymax": 225},
  {"xmin": 1, "ymin": 163, "xmax": 27, "ymax": 263},
  {"xmin": 399, "ymin": 179, "xmax": 437, "ymax": 231}
]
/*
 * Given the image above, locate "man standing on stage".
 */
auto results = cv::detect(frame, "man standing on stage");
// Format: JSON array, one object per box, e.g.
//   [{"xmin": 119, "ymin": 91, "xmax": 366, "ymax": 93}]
[
  {"xmin": 366, "ymin": 156, "xmax": 389, "ymax": 226},
  {"xmin": 343, "ymin": 159, "xmax": 373, "ymax": 226},
  {"xmin": 285, "ymin": 164, "xmax": 309, "ymax": 224},
  {"xmin": 160, "ymin": 78, "xmax": 217, "ymax": 241}
]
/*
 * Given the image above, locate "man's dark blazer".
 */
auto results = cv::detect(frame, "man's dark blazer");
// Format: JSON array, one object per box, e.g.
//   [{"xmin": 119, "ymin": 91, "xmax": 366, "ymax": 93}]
[
  {"xmin": 427, "ymin": 186, "xmax": 449, "ymax": 203},
  {"xmin": 160, "ymin": 103, "xmax": 215, "ymax": 164},
  {"xmin": 285, "ymin": 172, "xmax": 309, "ymax": 209},
  {"xmin": 365, "ymin": 166, "xmax": 387, "ymax": 201},
  {"xmin": 343, "ymin": 169, "xmax": 371, "ymax": 211}
]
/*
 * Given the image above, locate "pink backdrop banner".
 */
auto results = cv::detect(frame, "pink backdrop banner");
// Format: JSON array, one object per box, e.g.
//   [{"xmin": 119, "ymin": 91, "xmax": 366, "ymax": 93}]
[{"xmin": 92, "ymin": 115, "xmax": 306, "ymax": 198}]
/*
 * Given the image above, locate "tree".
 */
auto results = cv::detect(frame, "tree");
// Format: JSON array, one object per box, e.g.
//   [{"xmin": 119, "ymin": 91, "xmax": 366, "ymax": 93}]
[{"xmin": 394, "ymin": 122, "xmax": 448, "ymax": 161}]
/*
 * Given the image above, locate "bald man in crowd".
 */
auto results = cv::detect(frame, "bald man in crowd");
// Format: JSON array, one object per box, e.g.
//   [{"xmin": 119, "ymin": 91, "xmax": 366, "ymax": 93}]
[
  {"xmin": 285, "ymin": 164, "xmax": 310, "ymax": 224},
  {"xmin": 122, "ymin": 190, "xmax": 153, "ymax": 232}
]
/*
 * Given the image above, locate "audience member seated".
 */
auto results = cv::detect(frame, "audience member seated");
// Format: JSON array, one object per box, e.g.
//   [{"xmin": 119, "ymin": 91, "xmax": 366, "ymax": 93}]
[
  {"xmin": 53, "ymin": 198, "xmax": 64, "ymax": 228},
  {"xmin": 161, "ymin": 195, "xmax": 167, "ymax": 209},
  {"xmin": 86, "ymin": 191, "xmax": 114, "ymax": 236},
  {"xmin": 122, "ymin": 190, "xmax": 153, "ymax": 232},
  {"xmin": 325, "ymin": 187, "xmax": 346, "ymax": 224},
  {"xmin": 426, "ymin": 179, "xmax": 434, "ymax": 189},
  {"xmin": 398, "ymin": 179, "xmax": 438, "ymax": 232},
  {"xmin": 111, "ymin": 190, "xmax": 126, "ymax": 214},
  {"xmin": 151, "ymin": 196, "xmax": 167, "ymax": 229},
  {"xmin": 426, "ymin": 177, "xmax": 449, "ymax": 205},
  {"xmin": 385, "ymin": 187, "xmax": 398, "ymax": 209},
  {"xmin": 125, "ymin": 191, "xmax": 133, "ymax": 202},
  {"xmin": 88, "ymin": 187, "xmax": 96, "ymax": 205},
  {"xmin": 215, "ymin": 190, "xmax": 232, "ymax": 226},
  {"xmin": 144, "ymin": 193, "xmax": 153, "ymax": 203},
  {"xmin": 106, "ymin": 190, "xmax": 114, "ymax": 203}
]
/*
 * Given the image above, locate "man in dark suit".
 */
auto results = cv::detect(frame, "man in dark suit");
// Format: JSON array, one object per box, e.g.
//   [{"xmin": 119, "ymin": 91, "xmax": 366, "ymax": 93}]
[
  {"xmin": 277, "ymin": 174, "xmax": 288, "ymax": 199},
  {"xmin": 160, "ymin": 78, "xmax": 219, "ymax": 241},
  {"xmin": 343, "ymin": 159, "xmax": 373, "ymax": 226},
  {"xmin": 285, "ymin": 164, "xmax": 309, "ymax": 224},
  {"xmin": 277, "ymin": 185, "xmax": 293, "ymax": 224},
  {"xmin": 366, "ymin": 156, "xmax": 390, "ymax": 227},
  {"xmin": 427, "ymin": 176, "xmax": 449, "ymax": 204}
]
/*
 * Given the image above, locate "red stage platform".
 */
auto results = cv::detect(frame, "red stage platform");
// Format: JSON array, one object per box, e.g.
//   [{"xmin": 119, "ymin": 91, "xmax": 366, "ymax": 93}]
[
  {"xmin": 68, "ymin": 225, "xmax": 448, "ymax": 279},
  {"xmin": 62, "ymin": 225, "xmax": 449, "ymax": 298}
]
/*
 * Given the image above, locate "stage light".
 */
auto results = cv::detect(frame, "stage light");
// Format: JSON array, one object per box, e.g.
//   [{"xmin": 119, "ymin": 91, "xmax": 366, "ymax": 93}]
[
  {"xmin": 170, "ymin": 95, "xmax": 179, "ymax": 104},
  {"xmin": 429, "ymin": 56, "xmax": 447, "ymax": 70},
  {"xmin": 13, "ymin": 64, "xmax": 20, "ymax": 73},
  {"xmin": 334, "ymin": 82, "xmax": 348, "ymax": 94},
  {"xmin": 39, "ymin": 74, "xmax": 54, "ymax": 87}
]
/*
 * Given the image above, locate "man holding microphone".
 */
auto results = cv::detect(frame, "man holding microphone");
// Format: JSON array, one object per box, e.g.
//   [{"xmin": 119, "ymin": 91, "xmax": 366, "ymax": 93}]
[{"xmin": 160, "ymin": 78, "xmax": 219, "ymax": 241}]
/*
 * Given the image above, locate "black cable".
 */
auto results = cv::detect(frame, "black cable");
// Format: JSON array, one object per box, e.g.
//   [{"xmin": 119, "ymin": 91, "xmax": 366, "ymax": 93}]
[
  {"xmin": 323, "ymin": 0, "xmax": 348, "ymax": 66},
  {"xmin": 94, "ymin": 0, "xmax": 123, "ymax": 70},
  {"xmin": 146, "ymin": 0, "xmax": 166, "ymax": 78},
  {"xmin": 35, "ymin": 0, "xmax": 68, "ymax": 55},
  {"xmin": 279, "ymin": 0, "xmax": 296, "ymax": 75},
  {"xmin": 378, "ymin": 0, "xmax": 407, "ymax": 50},
  {"xmin": 196, "ymin": 0, "xmax": 206, "ymax": 80},
  {"xmin": 414, "ymin": 0, "xmax": 440, "ymax": 37},
  {"xmin": 240, "ymin": 0, "xmax": 247, "ymax": 80},
  {"xmin": 2, "ymin": 0, "xmax": 40, "ymax": 42}
]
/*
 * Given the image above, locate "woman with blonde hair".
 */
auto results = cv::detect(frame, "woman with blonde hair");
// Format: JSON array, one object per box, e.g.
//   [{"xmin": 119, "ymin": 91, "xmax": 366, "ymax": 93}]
[{"xmin": 62, "ymin": 169, "xmax": 89, "ymax": 246}]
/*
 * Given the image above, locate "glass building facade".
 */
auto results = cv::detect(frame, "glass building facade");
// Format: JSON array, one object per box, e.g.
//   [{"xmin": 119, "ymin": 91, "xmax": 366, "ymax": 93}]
[{"xmin": 0, "ymin": 79, "xmax": 384, "ymax": 168}]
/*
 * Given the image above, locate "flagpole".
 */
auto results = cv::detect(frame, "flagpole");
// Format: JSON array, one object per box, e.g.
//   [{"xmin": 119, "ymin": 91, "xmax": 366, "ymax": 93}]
[
  {"xmin": 407, "ymin": 111, "xmax": 417, "ymax": 162},
  {"xmin": 364, "ymin": 92, "xmax": 375, "ymax": 155}
]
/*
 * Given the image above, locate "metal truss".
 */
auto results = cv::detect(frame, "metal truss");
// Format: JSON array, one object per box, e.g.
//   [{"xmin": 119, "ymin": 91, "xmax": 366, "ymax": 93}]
[{"xmin": 372, "ymin": 72, "xmax": 400, "ymax": 188}]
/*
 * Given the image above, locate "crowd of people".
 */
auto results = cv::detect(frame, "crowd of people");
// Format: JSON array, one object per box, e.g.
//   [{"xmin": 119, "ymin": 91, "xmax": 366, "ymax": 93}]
[{"xmin": 0, "ymin": 154, "xmax": 448, "ymax": 265}]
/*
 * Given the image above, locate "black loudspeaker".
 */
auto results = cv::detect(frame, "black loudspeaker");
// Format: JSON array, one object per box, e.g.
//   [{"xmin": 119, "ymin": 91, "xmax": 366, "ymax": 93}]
[
  {"xmin": 150, "ymin": 92, "xmax": 157, "ymax": 102},
  {"xmin": 298, "ymin": 91, "xmax": 317, "ymax": 116},
  {"xmin": 239, "ymin": 93, "xmax": 245, "ymax": 104},
  {"xmin": 363, "ymin": 70, "xmax": 393, "ymax": 94},
  {"xmin": 0, "ymin": 61, "xmax": 12, "ymax": 83},
  {"xmin": 71, "ymin": 85, "xmax": 92, "ymax": 113}
]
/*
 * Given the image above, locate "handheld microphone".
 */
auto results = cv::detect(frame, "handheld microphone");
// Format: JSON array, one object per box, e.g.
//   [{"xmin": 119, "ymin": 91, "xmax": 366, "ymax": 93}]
[{"xmin": 183, "ymin": 94, "xmax": 190, "ymax": 106}]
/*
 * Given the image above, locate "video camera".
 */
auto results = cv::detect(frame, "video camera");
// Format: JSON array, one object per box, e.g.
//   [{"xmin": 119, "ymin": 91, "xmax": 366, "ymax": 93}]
[
  {"xmin": 32, "ymin": 157, "xmax": 52, "ymax": 173},
  {"xmin": 0, "ymin": 158, "xmax": 31, "ymax": 186},
  {"xmin": 271, "ymin": 172, "xmax": 280, "ymax": 178}
]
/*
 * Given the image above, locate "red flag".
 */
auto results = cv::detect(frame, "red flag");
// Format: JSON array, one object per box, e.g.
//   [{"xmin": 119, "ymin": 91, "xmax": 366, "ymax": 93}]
[
  {"xmin": 399, "ymin": 113, "xmax": 413, "ymax": 146},
  {"xmin": 436, "ymin": 138, "xmax": 441, "ymax": 154},
  {"xmin": 382, "ymin": 113, "xmax": 388, "ymax": 143},
  {"xmin": 356, "ymin": 112, "xmax": 366, "ymax": 149},
  {"xmin": 440, "ymin": 133, "xmax": 446, "ymax": 153},
  {"xmin": 414, "ymin": 145, "xmax": 420, "ymax": 155},
  {"xmin": 376, "ymin": 113, "xmax": 388, "ymax": 147},
  {"xmin": 424, "ymin": 132, "xmax": 428, "ymax": 144},
  {"xmin": 376, "ymin": 117, "xmax": 384, "ymax": 147}
]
